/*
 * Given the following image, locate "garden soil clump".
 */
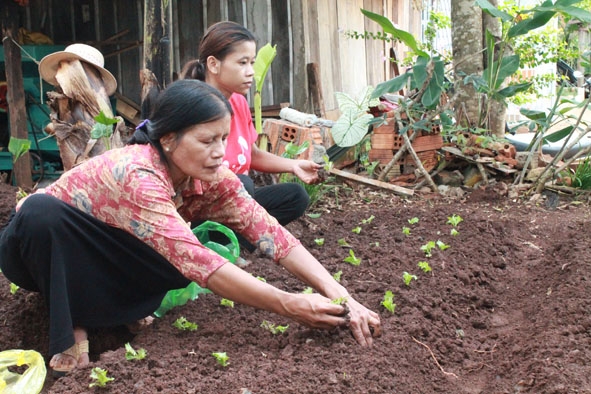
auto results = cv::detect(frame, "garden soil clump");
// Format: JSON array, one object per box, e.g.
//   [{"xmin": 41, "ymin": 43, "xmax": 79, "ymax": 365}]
[{"xmin": 1, "ymin": 180, "xmax": 591, "ymax": 393}]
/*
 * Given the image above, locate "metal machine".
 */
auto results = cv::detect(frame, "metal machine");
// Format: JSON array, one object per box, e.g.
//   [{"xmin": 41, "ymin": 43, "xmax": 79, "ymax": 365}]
[{"xmin": 0, "ymin": 45, "xmax": 65, "ymax": 183}]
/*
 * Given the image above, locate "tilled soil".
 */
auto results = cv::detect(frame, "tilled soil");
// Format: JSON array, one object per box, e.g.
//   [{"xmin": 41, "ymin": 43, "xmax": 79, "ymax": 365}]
[{"xmin": 1, "ymin": 181, "xmax": 591, "ymax": 394}]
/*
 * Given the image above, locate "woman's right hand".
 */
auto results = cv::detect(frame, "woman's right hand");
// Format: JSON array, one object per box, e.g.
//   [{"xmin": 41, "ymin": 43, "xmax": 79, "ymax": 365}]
[{"xmin": 280, "ymin": 293, "xmax": 349, "ymax": 329}]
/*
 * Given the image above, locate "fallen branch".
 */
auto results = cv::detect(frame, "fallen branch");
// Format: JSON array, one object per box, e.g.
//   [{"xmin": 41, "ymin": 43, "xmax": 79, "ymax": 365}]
[
  {"xmin": 412, "ymin": 336, "xmax": 459, "ymax": 379},
  {"xmin": 329, "ymin": 168, "xmax": 414, "ymax": 197}
]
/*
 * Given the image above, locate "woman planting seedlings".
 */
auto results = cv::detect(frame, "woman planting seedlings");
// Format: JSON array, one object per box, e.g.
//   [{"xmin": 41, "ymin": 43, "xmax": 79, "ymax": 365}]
[
  {"xmin": 180, "ymin": 21, "xmax": 322, "ymax": 241},
  {"xmin": 0, "ymin": 79, "xmax": 381, "ymax": 376}
]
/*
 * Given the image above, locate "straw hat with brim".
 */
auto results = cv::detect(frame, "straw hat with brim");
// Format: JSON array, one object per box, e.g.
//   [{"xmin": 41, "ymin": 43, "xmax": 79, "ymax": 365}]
[{"xmin": 39, "ymin": 43, "xmax": 117, "ymax": 96}]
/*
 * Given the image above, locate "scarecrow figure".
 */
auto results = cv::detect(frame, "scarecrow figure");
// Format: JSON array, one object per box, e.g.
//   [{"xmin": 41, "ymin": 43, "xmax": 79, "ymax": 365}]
[{"xmin": 38, "ymin": 44, "xmax": 129, "ymax": 171}]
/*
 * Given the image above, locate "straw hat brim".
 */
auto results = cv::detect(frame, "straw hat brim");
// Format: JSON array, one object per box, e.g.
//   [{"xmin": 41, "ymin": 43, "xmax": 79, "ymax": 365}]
[{"xmin": 39, "ymin": 51, "xmax": 117, "ymax": 96}]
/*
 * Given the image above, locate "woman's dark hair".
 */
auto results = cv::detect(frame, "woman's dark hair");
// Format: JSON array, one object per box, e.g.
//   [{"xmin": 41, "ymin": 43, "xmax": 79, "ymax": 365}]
[
  {"xmin": 179, "ymin": 21, "xmax": 256, "ymax": 81},
  {"xmin": 129, "ymin": 79, "xmax": 233, "ymax": 164}
]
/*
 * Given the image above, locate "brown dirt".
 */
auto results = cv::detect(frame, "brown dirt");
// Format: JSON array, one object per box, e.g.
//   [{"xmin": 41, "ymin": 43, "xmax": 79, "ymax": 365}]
[{"xmin": 1, "ymin": 180, "xmax": 591, "ymax": 394}]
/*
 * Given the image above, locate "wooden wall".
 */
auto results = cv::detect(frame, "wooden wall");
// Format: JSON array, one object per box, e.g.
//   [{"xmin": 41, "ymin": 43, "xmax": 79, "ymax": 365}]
[{"xmin": 13, "ymin": 0, "xmax": 422, "ymax": 117}]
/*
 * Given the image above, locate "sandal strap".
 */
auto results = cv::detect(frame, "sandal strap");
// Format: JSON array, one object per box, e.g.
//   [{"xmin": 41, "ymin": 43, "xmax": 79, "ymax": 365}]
[{"xmin": 62, "ymin": 339, "xmax": 89, "ymax": 358}]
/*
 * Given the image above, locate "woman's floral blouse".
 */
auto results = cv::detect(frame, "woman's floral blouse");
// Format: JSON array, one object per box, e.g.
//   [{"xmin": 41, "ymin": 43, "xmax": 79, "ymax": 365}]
[{"xmin": 17, "ymin": 144, "xmax": 300, "ymax": 286}]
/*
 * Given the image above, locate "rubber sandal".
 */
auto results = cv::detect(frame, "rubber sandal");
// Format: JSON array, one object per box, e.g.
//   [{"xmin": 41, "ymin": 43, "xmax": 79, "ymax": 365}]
[{"xmin": 51, "ymin": 339, "xmax": 89, "ymax": 377}]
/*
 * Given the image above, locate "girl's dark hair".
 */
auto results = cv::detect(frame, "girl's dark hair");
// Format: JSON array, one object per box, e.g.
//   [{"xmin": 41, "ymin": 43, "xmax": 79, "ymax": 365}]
[
  {"xmin": 179, "ymin": 21, "xmax": 256, "ymax": 81},
  {"xmin": 129, "ymin": 79, "xmax": 233, "ymax": 163}
]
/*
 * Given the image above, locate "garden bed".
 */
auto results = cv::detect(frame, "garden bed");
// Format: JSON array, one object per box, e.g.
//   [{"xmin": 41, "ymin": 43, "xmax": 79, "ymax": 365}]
[{"xmin": 1, "ymin": 181, "xmax": 590, "ymax": 393}]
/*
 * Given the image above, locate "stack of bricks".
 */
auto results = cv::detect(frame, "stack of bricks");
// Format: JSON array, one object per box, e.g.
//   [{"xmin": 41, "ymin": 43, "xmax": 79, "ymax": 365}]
[
  {"xmin": 262, "ymin": 119, "xmax": 326, "ymax": 161},
  {"xmin": 368, "ymin": 112, "xmax": 443, "ymax": 174}
]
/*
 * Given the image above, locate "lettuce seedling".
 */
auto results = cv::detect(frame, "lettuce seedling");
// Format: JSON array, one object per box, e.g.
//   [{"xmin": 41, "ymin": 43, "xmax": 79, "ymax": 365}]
[
  {"xmin": 402, "ymin": 226, "xmax": 411, "ymax": 236},
  {"xmin": 436, "ymin": 240, "xmax": 450, "ymax": 251},
  {"xmin": 361, "ymin": 215, "xmax": 375, "ymax": 224},
  {"xmin": 173, "ymin": 316, "xmax": 198, "ymax": 331},
  {"xmin": 125, "ymin": 342, "xmax": 147, "ymax": 361},
  {"xmin": 212, "ymin": 352, "xmax": 229, "ymax": 367},
  {"xmin": 220, "ymin": 298, "xmax": 234, "ymax": 308},
  {"xmin": 331, "ymin": 296, "xmax": 348, "ymax": 305},
  {"xmin": 261, "ymin": 320, "xmax": 289, "ymax": 334},
  {"xmin": 447, "ymin": 214, "xmax": 463, "ymax": 227},
  {"xmin": 403, "ymin": 272, "xmax": 418, "ymax": 286},
  {"xmin": 381, "ymin": 290, "xmax": 396, "ymax": 313},
  {"xmin": 420, "ymin": 241, "xmax": 436, "ymax": 257},
  {"xmin": 417, "ymin": 261, "xmax": 432, "ymax": 273},
  {"xmin": 314, "ymin": 238, "xmax": 325, "ymax": 246},
  {"xmin": 352, "ymin": 226, "xmax": 362, "ymax": 234},
  {"xmin": 89, "ymin": 367, "xmax": 114, "ymax": 388},
  {"xmin": 9, "ymin": 283, "xmax": 19, "ymax": 295},
  {"xmin": 307, "ymin": 213, "xmax": 321, "ymax": 219},
  {"xmin": 337, "ymin": 238, "xmax": 351, "ymax": 247},
  {"xmin": 343, "ymin": 249, "xmax": 361, "ymax": 266},
  {"xmin": 450, "ymin": 228, "xmax": 459, "ymax": 236},
  {"xmin": 302, "ymin": 287, "xmax": 314, "ymax": 294},
  {"xmin": 408, "ymin": 217, "xmax": 419, "ymax": 225},
  {"xmin": 256, "ymin": 276, "xmax": 266, "ymax": 282},
  {"xmin": 332, "ymin": 270, "xmax": 343, "ymax": 282}
]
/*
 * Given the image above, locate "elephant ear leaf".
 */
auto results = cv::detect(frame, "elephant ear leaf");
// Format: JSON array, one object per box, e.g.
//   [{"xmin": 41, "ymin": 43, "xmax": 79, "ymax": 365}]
[{"xmin": 331, "ymin": 111, "xmax": 373, "ymax": 148}]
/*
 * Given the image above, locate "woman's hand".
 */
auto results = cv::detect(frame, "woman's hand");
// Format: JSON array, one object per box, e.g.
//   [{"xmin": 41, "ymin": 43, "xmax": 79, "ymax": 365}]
[
  {"xmin": 280, "ymin": 293, "xmax": 381, "ymax": 346},
  {"xmin": 292, "ymin": 160, "xmax": 322, "ymax": 184},
  {"xmin": 345, "ymin": 297, "xmax": 381, "ymax": 347}
]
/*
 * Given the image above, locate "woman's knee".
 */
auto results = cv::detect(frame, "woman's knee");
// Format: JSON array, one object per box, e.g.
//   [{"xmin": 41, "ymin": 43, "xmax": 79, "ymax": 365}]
[{"xmin": 17, "ymin": 194, "xmax": 68, "ymax": 228}]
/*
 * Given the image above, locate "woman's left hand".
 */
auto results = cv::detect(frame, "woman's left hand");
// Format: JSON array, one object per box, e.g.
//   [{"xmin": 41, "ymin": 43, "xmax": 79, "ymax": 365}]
[
  {"xmin": 293, "ymin": 160, "xmax": 322, "ymax": 184},
  {"xmin": 345, "ymin": 297, "xmax": 382, "ymax": 347}
]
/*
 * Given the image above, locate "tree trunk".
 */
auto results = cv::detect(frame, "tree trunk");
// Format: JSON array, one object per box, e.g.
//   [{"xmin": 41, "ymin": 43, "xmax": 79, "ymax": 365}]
[
  {"xmin": 451, "ymin": 0, "xmax": 483, "ymax": 129},
  {"xmin": 483, "ymin": 0, "xmax": 506, "ymax": 137}
]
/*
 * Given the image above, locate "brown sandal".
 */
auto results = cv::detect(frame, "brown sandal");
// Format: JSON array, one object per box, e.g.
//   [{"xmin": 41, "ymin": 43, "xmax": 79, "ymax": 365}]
[{"xmin": 51, "ymin": 339, "xmax": 89, "ymax": 375}]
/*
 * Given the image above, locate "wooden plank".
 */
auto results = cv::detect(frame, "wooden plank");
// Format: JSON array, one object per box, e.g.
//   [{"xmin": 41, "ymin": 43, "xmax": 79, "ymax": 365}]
[
  {"xmin": 337, "ymin": 0, "xmax": 367, "ymax": 97},
  {"xmin": 330, "ymin": 168, "xmax": 414, "ymax": 196},
  {"xmin": 177, "ymin": 0, "xmax": 204, "ymax": 68},
  {"xmin": 271, "ymin": 0, "xmax": 290, "ymax": 106},
  {"xmin": 307, "ymin": 63, "xmax": 325, "ymax": 117},
  {"xmin": 316, "ymin": 0, "xmax": 338, "ymax": 112},
  {"xmin": 290, "ymin": 0, "xmax": 307, "ymax": 112},
  {"xmin": 363, "ymin": 0, "xmax": 387, "ymax": 87}
]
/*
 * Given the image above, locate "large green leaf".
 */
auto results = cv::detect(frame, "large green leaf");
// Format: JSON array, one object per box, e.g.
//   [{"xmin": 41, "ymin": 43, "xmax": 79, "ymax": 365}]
[
  {"xmin": 361, "ymin": 9, "xmax": 428, "ymax": 58},
  {"xmin": 371, "ymin": 73, "xmax": 411, "ymax": 98},
  {"xmin": 520, "ymin": 108, "xmax": 547, "ymax": 121},
  {"xmin": 253, "ymin": 43, "xmax": 277, "ymax": 93},
  {"xmin": 543, "ymin": 125, "xmax": 574, "ymax": 143},
  {"xmin": 496, "ymin": 82, "xmax": 533, "ymax": 98},
  {"xmin": 508, "ymin": 0, "xmax": 556, "ymax": 39},
  {"xmin": 421, "ymin": 58, "xmax": 446, "ymax": 109},
  {"xmin": 475, "ymin": 0, "xmax": 513, "ymax": 22},
  {"xmin": 331, "ymin": 111, "xmax": 374, "ymax": 148},
  {"xmin": 336, "ymin": 87, "xmax": 379, "ymax": 113},
  {"xmin": 8, "ymin": 137, "xmax": 31, "ymax": 163}
]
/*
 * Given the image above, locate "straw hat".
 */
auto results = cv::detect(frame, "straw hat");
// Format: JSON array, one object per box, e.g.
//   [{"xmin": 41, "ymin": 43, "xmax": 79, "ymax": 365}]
[{"xmin": 38, "ymin": 43, "xmax": 117, "ymax": 96}]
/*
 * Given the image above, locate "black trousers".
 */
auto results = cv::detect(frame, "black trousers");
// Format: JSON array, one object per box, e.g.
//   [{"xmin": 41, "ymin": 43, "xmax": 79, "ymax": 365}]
[
  {"xmin": 0, "ymin": 194, "xmax": 189, "ymax": 357},
  {"xmin": 234, "ymin": 174, "xmax": 309, "ymax": 251}
]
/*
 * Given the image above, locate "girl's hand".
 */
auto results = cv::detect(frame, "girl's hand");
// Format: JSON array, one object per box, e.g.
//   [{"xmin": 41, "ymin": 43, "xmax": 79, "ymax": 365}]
[{"xmin": 293, "ymin": 160, "xmax": 322, "ymax": 184}]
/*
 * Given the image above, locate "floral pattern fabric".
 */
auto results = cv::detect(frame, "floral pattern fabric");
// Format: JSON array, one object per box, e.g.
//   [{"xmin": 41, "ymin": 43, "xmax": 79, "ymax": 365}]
[{"xmin": 18, "ymin": 144, "xmax": 299, "ymax": 286}]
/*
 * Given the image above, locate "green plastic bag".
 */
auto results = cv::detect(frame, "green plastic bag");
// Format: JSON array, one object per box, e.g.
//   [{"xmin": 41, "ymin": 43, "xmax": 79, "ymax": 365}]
[
  {"xmin": 154, "ymin": 221, "xmax": 240, "ymax": 317},
  {"xmin": 0, "ymin": 349, "xmax": 46, "ymax": 394}
]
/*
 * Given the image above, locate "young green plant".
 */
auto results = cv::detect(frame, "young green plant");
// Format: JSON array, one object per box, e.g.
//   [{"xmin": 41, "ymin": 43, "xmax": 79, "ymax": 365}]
[
  {"xmin": 124, "ymin": 343, "xmax": 147, "ymax": 361},
  {"xmin": 403, "ymin": 271, "xmax": 418, "ymax": 286},
  {"xmin": 381, "ymin": 290, "xmax": 396, "ymax": 313},
  {"xmin": 261, "ymin": 320, "xmax": 290, "ymax": 334},
  {"xmin": 220, "ymin": 298, "xmax": 234, "ymax": 308},
  {"xmin": 173, "ymin": 316, "xmax": 198, "ymax": 331},
  {"xmin": 89, "ymin": 367, "xmax": 114, "ymax": 388},
  {"xmin": 420, "ymin": 241, "xmax": 436, "ymax": 257},
  {"xmin": 344, "ymin": 249, "xmax": 361, "ymax": 266},
  {"xmin": 417, "ymin": 261, "xmax": 432, "ymax": 273},
  {"xmin": 212, "ymin": 352, "xmax": 229, "ymax": 367}
]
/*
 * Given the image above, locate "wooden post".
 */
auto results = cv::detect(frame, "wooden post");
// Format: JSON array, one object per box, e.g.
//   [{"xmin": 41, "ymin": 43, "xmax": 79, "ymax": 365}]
[
  {"xmin": 1, "ymin": 2, "xmax": 32, "ymax": 188},
  {"xmin": 306, "ymin": 63, "xmax": 325, "ymax": 118},
  {"xmin": 143, "ymin": 0, "xmax": 163, "ymax": 86},
  {"xmin": 143, "ymin": 0, "xmax": 171, "ymax": 87}
]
